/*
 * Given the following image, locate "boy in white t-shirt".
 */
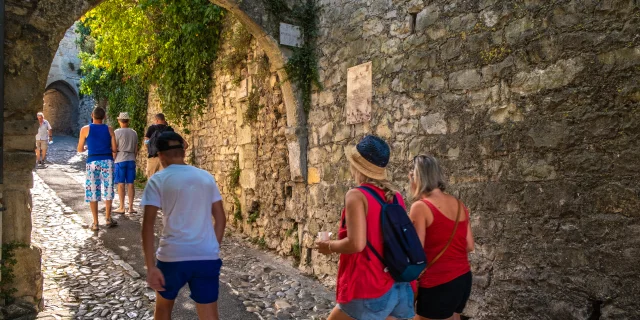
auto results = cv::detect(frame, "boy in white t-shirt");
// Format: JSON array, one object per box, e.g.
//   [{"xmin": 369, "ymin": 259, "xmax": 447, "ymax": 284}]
[{"xmin": 141, "ymin": 131, "xmax": 226, "ymax": 320}]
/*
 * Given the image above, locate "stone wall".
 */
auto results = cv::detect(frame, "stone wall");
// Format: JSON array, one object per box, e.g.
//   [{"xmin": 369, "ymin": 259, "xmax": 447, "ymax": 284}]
[
  {"xmin": 141, "ymin": 17, "xmax": 304, "ymax": 258},
  {"xmin": 308, "ymin": 0, "xmax": 640, "ymax": 319}
]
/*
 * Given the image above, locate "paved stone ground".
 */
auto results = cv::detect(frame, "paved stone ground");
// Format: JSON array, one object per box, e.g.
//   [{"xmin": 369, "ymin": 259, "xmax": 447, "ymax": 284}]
[
  {"xmin": 33, "ymin": 173, "xmax": 155, "ymax": 320},
  {"xmin": 33, "ymin": 136, "xmax": 335, "ymax": 320}
]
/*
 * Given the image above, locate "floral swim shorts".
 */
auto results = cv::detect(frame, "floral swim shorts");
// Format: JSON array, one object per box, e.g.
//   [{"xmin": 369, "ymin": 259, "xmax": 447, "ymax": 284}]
[{"xmin": 85, "ymin": 159, "xmax": 115, "ymax": 202}]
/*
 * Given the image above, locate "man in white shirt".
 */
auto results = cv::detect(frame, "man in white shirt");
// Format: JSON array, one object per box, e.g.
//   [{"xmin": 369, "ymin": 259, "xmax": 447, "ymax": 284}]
[
  {"xmin": 141, "ymin": 131, "xmax": 226, "ymax": 320},
  {"xmin": 35, "ymin": 112, "xmax": 53, "ymax": 167}
]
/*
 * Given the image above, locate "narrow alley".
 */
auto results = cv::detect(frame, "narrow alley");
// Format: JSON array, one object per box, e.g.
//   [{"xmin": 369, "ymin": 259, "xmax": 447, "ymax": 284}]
[{"xmin": 32, "ymin": 136, "xmax": 334, "ymax": 320}]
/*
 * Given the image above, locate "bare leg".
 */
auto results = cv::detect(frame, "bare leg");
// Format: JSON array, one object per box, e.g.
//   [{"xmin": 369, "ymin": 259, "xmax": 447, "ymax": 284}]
[
  {"xmin": 116, "ymin": 184, "xmax": 126, "ymax": 212},
  {"xmin": 105, "ymin": 200, "xmax": 113, "ymax": 221},
  {"xmin": 42, "ymin": 148, "xmax": 48, "ymax": 163},
  {"xmin": 327, "ymin": 306, "xmax": 355, "ymax": 320},
  {"xmin": 89, "ymin": 201, "xmax": 99, "ymax": 226},
  {"xmin": 453, "ymin": 314, "xmax": 461, "ymax": 320},
  {"xmin": 195, "ymin": 302, "xmax": 219, "ymax": 320},
  {"xmin": 154, "ymin": 294, "xmax": 175, "ymax": 320},
  {"xmin": 127, "ymin": 183, "xmax": 136, "ymax": 212},
  {"xmin": 35, "ymin": 149, "xmax": 40, "ymax": 164}
]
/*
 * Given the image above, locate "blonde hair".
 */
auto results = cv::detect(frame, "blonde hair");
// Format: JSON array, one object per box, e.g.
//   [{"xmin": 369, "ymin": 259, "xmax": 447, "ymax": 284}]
[
  {"xmin": 351, "ymin": 164, "xmax": 399, "ymax": 202},
  {"xmin": 411, "ymin": 155, "xmax": 446, "ymax": 201}
]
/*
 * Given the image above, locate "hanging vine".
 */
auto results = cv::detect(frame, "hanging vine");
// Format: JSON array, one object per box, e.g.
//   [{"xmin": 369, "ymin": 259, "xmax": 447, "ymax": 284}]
[
  {"xmin": 265, "ymin": 0, "xmax": 322, "ymax": 115},
  {"xmin": 77, "ymin": 0, "xmax": 226, "ymax": 128}
]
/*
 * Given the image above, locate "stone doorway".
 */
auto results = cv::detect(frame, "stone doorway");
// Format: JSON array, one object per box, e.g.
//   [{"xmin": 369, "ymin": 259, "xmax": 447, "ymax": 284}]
[
  {"xmin": 43, "ymin": 81, "xmax": 79, "ymax": 136},
  {"xmin": 2, "ymin": 0, "xmax": 307, "ymax": 311}
]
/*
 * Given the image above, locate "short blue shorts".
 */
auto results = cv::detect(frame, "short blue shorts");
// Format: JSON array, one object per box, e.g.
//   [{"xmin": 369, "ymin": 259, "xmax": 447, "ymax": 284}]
[
  {"xmin": 338, "ymin": 283, "xmax": 415, "ymax": 320},
  {"xmin": 156, "ymin": 259, "xmax": 222, "ymax": 304},
  {"xmin": 114, "ymin": 161, "xmax": 136, "ymax": 184}
]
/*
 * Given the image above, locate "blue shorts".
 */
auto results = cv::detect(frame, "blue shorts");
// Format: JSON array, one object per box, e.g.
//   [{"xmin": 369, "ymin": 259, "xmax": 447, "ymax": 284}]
[
  {"xmin": 114, "ymin": 161, "xmax": 136, "ymax": 184},
  {"xmin": 156, "ymin": 259, "xmax": 222, "ymax": 304},
  {"xmin": 338, "ymin": 283, "xmax": 415, "ymax": 320}
]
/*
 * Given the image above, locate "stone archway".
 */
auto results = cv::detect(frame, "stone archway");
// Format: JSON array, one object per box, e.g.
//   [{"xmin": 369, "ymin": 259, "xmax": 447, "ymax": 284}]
[
  {"xmin": 3, "ymin": 0, "xmax": 306, "ymax": 307},
  {"xmin": 43, "ymin": 80, "xmax": 80, "ymax": 136}
]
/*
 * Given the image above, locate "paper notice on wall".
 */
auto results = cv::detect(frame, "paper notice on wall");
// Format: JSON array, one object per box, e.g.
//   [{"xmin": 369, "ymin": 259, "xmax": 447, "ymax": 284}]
[
  {"xmin": 237, "ymin": 78, "xmax": 248, "ymax": 100},
  {"xmin": 346, "ymin": 61, "xmax": 372, "ymax": 125},
  {"xmin": 279, "ymin": 23, "xmax": 303, "ymax": 48}
]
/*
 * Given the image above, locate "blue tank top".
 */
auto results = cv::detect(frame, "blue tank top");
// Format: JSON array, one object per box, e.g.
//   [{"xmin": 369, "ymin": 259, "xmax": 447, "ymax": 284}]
[{"xmin": 86, "ymin": 124, "xmax": 113, "ymax": 163}]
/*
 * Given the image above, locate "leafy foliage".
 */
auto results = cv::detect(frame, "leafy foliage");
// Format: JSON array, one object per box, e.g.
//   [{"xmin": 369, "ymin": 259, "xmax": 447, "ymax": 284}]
[
  {"xmin": 0, "ymin": 242, "xmax": 29, "ymax": 304},
  {"xmin": 77, "ymin": 0, "xmax": 226, "ymax": 128}
]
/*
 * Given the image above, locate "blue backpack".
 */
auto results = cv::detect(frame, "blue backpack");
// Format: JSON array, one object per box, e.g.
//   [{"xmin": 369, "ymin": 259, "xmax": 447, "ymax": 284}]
[{"xmin": 358, "ymin": 186, "xmax": 427, "ymax": 282}]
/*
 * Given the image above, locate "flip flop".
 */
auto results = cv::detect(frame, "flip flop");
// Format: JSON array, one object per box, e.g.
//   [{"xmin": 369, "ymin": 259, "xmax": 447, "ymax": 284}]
[
  {"xmin": 113, "ymin": 210, "xmax": 126, "ymax": 214},
  {"xmin": 90, "ymin": 223, "xmax": 99, "ymax": 231},
  {"xmin": 105, "ymin": 218, "xmax": 118, "ymax": 228},
  {"xmin": 127, "ymin": 210, "xmax": 137, "ymax": 214}
]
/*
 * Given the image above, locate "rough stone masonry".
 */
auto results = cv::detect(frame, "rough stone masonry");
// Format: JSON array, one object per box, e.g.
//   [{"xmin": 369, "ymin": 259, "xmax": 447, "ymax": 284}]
[{"xmin": 4, "ymin": 0, "xmax": 640, "ymax": 319}]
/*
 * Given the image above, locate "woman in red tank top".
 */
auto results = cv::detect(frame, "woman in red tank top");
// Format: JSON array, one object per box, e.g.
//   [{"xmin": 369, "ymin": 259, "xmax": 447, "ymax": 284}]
[
  {"xmin": 408, "ymin": 155, "xmax": 475, "ymax": 320},
  {"xmin": 316, "ymin": 135, "xmax": 415, "ymax": 320}
]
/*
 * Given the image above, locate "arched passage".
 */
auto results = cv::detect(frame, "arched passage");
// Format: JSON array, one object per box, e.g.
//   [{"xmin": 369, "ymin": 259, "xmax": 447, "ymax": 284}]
[
  {"xmin": 43, "ymin": 80, "xmax": 80, "ymax": 136},
  {"xmin": 2, "ymin": 0, "xmax": 308, "ymax": 307}
]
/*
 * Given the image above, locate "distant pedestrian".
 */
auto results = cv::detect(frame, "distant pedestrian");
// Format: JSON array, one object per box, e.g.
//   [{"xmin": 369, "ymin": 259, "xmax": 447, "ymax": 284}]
[
  {"xmin": 141, "ymin": 131, "xmax": 226, "ymax": 320},
  {"xmin": 77, "ymin": 107, "xmax": 118, "ymax": 231},
  {"xmin": 144, "ymin": 113, "xmax": 188, "ymax": 178},
  {"xmin": 409, "ymin": 155, "xmax": 475, "ymax": 320},
  {"xmin": 35, "ymin": 112, "xmax": 53, "ymax": 167},
  {"xmin": 316, "ymin": 135, "xmax": 415, "ymax": 320},
  {"xmin": 114, "ymin": 112, "xmax": 138, "ymax": 214}
]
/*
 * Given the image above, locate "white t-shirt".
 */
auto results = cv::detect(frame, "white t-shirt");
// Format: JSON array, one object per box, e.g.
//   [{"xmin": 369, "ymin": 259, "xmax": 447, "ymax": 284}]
[
  {"xmin": 36, "ymin": 120, "xmax": 52, "ymax": 140},
  {"xmin": 140, "ymin": 164, "xmax": 223, "ymax": 262}
]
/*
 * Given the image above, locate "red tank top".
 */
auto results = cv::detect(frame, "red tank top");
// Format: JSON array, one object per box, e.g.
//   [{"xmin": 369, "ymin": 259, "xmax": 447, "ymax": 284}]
[
  {"xmin": 418, "ymin": 199, "xmax": 471, "ymax": 288},
  {"xmin": 335, "ymin": 184, "xmax": 406, "ymax": 304}
]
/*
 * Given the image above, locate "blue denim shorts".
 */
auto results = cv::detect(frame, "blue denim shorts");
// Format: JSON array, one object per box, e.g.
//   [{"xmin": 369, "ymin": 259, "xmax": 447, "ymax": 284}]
[{"xmin": 338, "ymin": 283, "xmax": 415, "ymax": 320}]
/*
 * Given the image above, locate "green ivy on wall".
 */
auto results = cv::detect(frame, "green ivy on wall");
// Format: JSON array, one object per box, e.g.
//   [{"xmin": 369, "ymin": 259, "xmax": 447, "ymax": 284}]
[
  {"xmin": 266, "ymin": 0, "xmax": 322, "ymax": 115},
  {"xmin": 77, "ymin": 0, "xmax": 226, "ymax": 128},
  {"xmin": 0, "ymin": 242, "xmax": 28, "ymax": 304}
]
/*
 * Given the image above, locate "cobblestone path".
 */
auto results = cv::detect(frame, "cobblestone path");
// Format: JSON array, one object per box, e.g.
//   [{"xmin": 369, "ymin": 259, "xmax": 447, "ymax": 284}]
[
  {"xmin": 34, "ymin": 136, "xmax": 335, "ymax": 320},
  {"xmin": 33, "ymin": 174, "xmax": 155, "ymax": 320}
]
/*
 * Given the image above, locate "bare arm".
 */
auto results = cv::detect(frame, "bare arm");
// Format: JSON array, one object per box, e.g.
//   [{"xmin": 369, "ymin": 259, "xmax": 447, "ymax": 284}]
[
  {"xmin": 212, "ymin": 201, "xmax": 226, "ymax": 244},
  {"xmin": 466, "ymin": 208, "xmax": 475, "ymax": 252},
  {"xmin": 410, "ymin": 201, "xmax": 428, "ymax": 248},
  {"xmin": 142, "ymin": 204, "xmax": 165, "ymax": 291},
  {"xmin": 48, "ymin": 129, "xmax": 53, "ymax": 141},
  {"xmin": 77, "ymin": 126, "xmax": 88, "ymax": 152},
  {"xmin": 319, "ymin": 189, "xmax": 367, "ymax": 254},
  {"xmin": 142, "ymin": 205, "xmax": 159, "ymax": 269},
  {"xmin": 109, "ymin": 127, "xmax": 117, "ymax": 159}
]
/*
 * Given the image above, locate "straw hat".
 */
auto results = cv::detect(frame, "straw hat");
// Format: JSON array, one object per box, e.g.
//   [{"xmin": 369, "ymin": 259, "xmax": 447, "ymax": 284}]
[
  {"xmin": 117, "ymin": 112, "xmax": 130, "ymax": 120},
  {"xmin": 346, "ymin": 135, "xmax": 390, "ymax": 180}
]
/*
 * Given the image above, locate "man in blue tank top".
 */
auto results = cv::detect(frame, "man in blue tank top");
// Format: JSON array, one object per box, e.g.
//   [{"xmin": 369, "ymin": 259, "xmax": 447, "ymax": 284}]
[{"xmin": 77, "ymin": 107, "xmax": 118, "ymax": 231}]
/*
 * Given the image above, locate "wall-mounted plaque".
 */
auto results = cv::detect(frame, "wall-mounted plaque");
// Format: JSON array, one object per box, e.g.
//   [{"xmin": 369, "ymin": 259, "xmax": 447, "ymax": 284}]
[
  {"xmin": 346, "ymin": 61, "xmax": 372, "ymax": 124},
  {"xmin": 279, "ymin": 23, "xmax": 303, "ymax": 48},
  {"xmin": 237, "ymin": 78, "xmax": 248, "ymax": 100}
]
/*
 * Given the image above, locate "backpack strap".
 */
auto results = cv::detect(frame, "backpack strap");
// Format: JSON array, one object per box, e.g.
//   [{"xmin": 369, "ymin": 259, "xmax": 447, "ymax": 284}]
[{"xmin": 356, "ymin": 186, "xmax": 392, "ymax": 268}]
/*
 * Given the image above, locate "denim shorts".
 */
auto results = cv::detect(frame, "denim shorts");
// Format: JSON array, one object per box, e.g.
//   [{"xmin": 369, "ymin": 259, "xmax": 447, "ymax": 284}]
[{"xmin": 338, "ymin": 283, "xmax": 415, "ymax": 320}]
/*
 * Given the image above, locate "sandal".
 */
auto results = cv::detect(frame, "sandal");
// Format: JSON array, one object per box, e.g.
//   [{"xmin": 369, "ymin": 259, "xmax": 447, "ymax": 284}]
[
  {"xmin": 113, "ymin": 209, "xmax": 126, "ymax": 214},
  {"xmin": 90, "ymin": 223, "xmax": 99, "ymax": 231},
  {"xmin": 105, "ymin": 218, "xmax": 118, "ymax": 228}
]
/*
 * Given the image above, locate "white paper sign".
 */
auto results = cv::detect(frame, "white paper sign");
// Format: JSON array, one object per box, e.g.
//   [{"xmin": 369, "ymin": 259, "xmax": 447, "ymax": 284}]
[
  {"xmin": 279, "ymin": 23, "xmax": 303, "ymax": 48},
  {"xmin": 237, "ymin": 78, "xmax": 248, "ymax": 100},
  {"xmin": 346, "ymin": 61, "xmax": 372, "ymax": 124}
]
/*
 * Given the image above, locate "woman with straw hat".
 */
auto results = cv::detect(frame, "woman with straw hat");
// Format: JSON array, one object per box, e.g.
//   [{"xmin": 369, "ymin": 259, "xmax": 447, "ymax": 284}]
[{"xmin": 316, "ymin": 135, "xmax": 415, "ymax": 320}]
